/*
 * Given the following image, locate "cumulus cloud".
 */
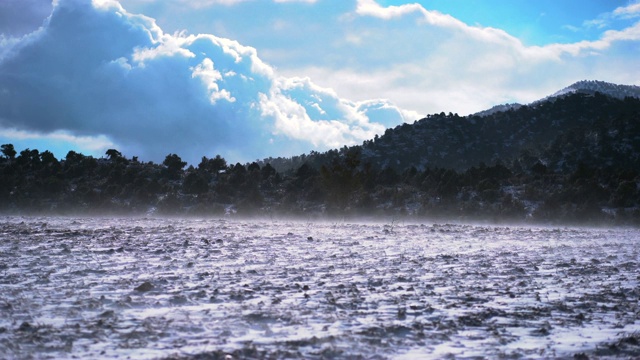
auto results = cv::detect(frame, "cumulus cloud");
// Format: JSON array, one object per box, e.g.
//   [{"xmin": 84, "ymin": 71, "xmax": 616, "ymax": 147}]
[
  {"xmin": 279, "ymin": 0, "xmax": 639, "ymax": 115},
  {"xmin": 355, "ymin": 0, "xmax": 424, "ymax": 20},
  {"xmin": 613, "ymin": 2, "xmax": 640, "ymax": 19},
  {"xmin": 0, "ymin": 0, "xmax": 405, "ymax": 163},
  {"xmin": 260, "ymin": 76, "xmax": 397, "ymax": 148},
  {"xmin": 0, "ymin": 128, "xmax": 115, "ymax": 152},
  {"xmin": 106, "ymin": 0, "xmax": 639, "ymax": 121},
  {"xmin": 3, "ymin": 0, "xmax": 638, "ymax": 162}
]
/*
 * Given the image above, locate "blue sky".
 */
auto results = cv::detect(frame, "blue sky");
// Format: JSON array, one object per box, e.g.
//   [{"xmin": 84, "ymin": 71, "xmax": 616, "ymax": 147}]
[
  {"xmin": 0, "ymin": 0, "xmax": 638, "ymax": 164},
  {"xmin": 378, "ymin": 0, "xmax": 630, "ymax": 44}
]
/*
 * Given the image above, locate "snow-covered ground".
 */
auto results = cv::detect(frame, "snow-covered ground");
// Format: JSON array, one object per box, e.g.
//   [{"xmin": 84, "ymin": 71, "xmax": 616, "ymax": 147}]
[{"xmin": 1, "ymin": 217, "xmax": 639, "ymax": 359}]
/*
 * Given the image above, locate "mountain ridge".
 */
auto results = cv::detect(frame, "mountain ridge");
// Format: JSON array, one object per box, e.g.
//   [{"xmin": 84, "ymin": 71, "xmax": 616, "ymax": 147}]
[
  {"xmin": 547, "ymin": 80, "xmax": 640, "ymax": 100},
  {"xmin": 474, "ymin": 80, "xmax": 640, "ymax": 117}
]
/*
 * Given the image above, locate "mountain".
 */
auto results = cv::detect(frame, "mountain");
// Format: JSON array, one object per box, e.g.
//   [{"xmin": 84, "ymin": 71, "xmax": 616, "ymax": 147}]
[
  {"xmin": 353, "ymin": 81, "xmax": 640, "ymax": 172},
  {"xmin": 473, "ymin": 103, "xmax": 522, "ymax": 117},
  {"xmin": 252, "ymin": 82, "xmax": 640, "ymax": 223},
  {"xmin": 545, "ymin": 80, "xmax": 640, "ymax": 100},
  {"xmin": 473, "ymin": 80, "xmax": 640, "ymax": 117},
  {"xmin": 261, "ymin": 80, "xmax": 640, "ymax": 174}
]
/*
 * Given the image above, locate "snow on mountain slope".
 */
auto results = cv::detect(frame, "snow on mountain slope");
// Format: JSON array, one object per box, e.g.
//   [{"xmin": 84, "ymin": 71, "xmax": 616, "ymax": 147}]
[
  {"xmin": 476, "ymin": 80, "xmax": 640, "ymax": 117},
  {"xmin": 548, "ymin": 80, "xmax": 640, "ymax": 100}
]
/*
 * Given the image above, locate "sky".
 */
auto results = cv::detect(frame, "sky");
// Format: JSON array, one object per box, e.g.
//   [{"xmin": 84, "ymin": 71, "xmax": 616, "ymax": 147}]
[{"xmin": 0, "ymin": 0, "xmax": 638, "ymax": 164}]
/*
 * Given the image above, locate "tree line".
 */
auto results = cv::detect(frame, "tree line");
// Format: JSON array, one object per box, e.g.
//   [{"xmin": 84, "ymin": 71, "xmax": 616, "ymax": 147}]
[{"xmin": 1, "ymin": 143, "xmax": 638, "ymax": 225}]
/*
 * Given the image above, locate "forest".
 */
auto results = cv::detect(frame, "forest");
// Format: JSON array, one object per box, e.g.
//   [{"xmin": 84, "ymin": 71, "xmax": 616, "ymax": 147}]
[{"xmin": 1, "ymin": 91, "xmax": 639, "ymax": 225}]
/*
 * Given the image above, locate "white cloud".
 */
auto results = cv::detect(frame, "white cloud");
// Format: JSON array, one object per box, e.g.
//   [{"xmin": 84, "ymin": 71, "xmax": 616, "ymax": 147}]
[
  {"xmin": 191, "ymin": 58, "xmax": 236, "ymax": 103},
  {"xmin": 2, "ymin": 0, "xmax": 638, "ymax": 164},
  {"xmin": 355, "ymin": 0, "xmax": 424, "ymax": 20},
  {"xmin": 543, "ymin": 21, "xmax": 640, "ymax": 57},
  {"xmin": 0, "ymin": 127, "xmax": 116, "ymax": 156},
  {"xmin": 0, "ymin": 0, "xmax": 406, "ymax": 164},
  {"xmin": 274, "ymin": 0, "xmax": 631, "ymax": 115},
  {"xmin": 132, "ymin": 33, "xmax": 195, "ymax": 64},
  {"xmin": 581, "ymin": 1, "xmax": 640, "ymax": 30},
  {"xmin": 583, "ymin": 18, "xmax": 608, "ymax": 29},
  {"xmin": 355, "ymin": 0, "xmax": 640, "ymax": 61},
  {"xmin": 562, "ymin": 25, "xmax": 580, "ymax": 33},
  {"xmin": 0, "ymin": 128, "xmax": 114, "ymax": 150},
  {"xmin": 259, "ymin": 76, "xmax": 391, "ymax": 148},
  {"xmin": 613, "ymin": 2, "xmax": 640, "ymax": 19},
  {"xmin": 260, "ymin": 92, "xmax": 351, "ymax": 148}
]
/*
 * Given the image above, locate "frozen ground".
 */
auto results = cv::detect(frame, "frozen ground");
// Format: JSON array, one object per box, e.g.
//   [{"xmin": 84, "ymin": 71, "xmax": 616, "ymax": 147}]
[{"xmin": 0, "ymin": 216, "xmax": 639, "ymax": 359}]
